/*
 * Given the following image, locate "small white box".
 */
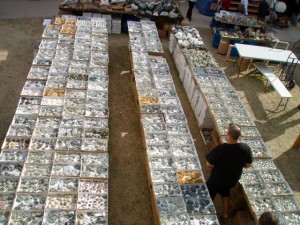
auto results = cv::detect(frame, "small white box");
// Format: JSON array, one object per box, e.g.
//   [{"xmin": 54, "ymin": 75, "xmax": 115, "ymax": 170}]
[
  {"xmin": 83, "ymin": 12, "xmax": 93, "ymax": 17},
  {"xmin": 92, "ymin": 13, "xmax": 102, "ymax": 17},
  {"xmin": 43, "ymin": 19, "xmax": 51, "ymax": 28}
]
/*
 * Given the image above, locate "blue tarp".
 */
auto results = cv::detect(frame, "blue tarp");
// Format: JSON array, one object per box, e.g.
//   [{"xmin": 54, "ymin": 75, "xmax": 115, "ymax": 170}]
[{"xmin": 196, "ymin": 0, "xmax": 216, "ymax": 16}]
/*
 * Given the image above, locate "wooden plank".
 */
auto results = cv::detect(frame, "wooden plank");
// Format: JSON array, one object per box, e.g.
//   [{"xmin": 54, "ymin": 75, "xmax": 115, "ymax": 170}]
[{"xmin": 292, "ymin": 134, "xmax": 300, "ymax": 149}]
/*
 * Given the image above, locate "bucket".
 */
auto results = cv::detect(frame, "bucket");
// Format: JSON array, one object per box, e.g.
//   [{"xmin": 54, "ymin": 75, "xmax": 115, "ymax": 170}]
[
  {"xmin": 212, "ymin": 28, "xmax": 221, "ymax": 48},
  {"xmin": 230, "ymin": 40, "xmax": 241, "ymax": 56}
]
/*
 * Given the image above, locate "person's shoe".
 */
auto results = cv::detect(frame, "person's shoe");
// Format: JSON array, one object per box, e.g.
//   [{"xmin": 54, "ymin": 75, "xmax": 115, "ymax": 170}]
[{"xmin": 188, "ymin": 17, "xmax": 192, "ymax": 21}]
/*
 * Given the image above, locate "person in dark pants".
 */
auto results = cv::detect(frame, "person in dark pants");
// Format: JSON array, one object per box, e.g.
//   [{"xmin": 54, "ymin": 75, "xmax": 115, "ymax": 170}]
[
  {"xmin": 186, "ymin": 0, "xmax": 197, "ymax": 21},
  {"xmin": 259, "ymin": 211, "xmax": 279, "ymax": 225},
  {"xmin": 206, "ymin": 124, "xmax": 253, "ymax": 219},
  {"xmin": 258, "ymin": 0, "xmax": 270, "ymax": 21}
]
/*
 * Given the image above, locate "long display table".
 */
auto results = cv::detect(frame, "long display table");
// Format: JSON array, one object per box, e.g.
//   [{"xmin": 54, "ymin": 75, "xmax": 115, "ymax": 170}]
[{"xmin": 170, "ymin": 26, "xmax": 300, "ymax": 225}]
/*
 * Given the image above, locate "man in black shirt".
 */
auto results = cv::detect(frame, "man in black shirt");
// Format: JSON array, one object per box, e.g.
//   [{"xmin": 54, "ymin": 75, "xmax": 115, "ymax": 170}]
[{"xmin": 206, "ymin": 124, "xmax": 253, "ymax": 219}]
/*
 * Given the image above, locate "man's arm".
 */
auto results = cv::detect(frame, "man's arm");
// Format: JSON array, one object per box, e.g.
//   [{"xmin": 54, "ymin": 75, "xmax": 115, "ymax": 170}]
[{"xmin": 206, "ymin": 160, "xmax": 214, "ymax": 168}]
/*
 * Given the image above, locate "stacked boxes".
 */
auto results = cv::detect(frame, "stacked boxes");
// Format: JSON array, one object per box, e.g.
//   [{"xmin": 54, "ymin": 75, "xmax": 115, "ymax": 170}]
[
  {"xmin": 101, "ymin": 14, "xmax": 112, "ymax": 34},
  {"xmin": 128, "ymin": 21, "xmax": 219, "ymax": 225},
  {"xmin": 112, "ymin": 16, "xmax": 121, "ymax": 34},
  {"xmin": 0, "ymin": 15, "xmax": 109, "ymax": 224}
]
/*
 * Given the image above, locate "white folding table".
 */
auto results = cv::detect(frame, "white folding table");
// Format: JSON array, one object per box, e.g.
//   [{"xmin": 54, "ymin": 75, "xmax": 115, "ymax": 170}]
[
  {"xmin": 234, "ymin": 44, "xmax": 299, "ymax": 110},
  {"xmin": 235, "ymin": 43, "xmax": 298, "ymax": 63}
]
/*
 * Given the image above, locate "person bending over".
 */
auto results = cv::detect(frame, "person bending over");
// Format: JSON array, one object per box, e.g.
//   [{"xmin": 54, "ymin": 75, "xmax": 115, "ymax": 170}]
[{"xmin": 206, "ymin": 123, "xmax": 253, "ymax": 219}]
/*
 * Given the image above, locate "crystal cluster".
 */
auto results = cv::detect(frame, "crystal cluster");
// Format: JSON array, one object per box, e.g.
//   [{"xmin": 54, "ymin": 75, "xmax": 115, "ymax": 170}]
[
  {"xmin": 0, "ymin": 15, "xmax": 109, "ymax": 224},
  {"xmin": 128, "ymin": 22, "xmax": 217, "ymax": 224}
]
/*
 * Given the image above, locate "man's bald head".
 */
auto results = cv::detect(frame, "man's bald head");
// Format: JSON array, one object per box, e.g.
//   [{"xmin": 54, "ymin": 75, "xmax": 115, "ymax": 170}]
[{"xmin": 228, "ymin": 124, "xmax": 241, "ymax": 140}]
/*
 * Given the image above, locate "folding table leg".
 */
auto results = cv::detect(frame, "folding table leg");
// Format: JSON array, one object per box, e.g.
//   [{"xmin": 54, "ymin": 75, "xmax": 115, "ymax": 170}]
[
  {"xmin": 264, "ymin": 80, "xmax": 269, "ymax": 92},
  {"xmin": 284, "ymin": 98, "xmax": 290, "ymax": 110},
  {"xmin": 276, "ymin": 98, "xmax": 289, "ymax": 110},
  {"xmin": 236, "ymin": 57, "xmax": 242, "ymax": 77}
]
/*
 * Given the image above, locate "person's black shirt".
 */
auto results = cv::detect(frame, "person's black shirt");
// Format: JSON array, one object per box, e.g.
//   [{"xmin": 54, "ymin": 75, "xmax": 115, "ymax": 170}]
[{"xmin": 206, "ymin": 143, "xmax": 253, "ymax": 187}]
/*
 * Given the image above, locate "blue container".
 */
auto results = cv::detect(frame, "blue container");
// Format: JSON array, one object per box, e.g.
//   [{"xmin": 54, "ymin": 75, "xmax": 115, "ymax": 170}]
[
  {"xmin": 212, "ymin": 28, "xmax": 221, "ymax": 48},
  {"xmin": 230, "ymin": 40, "xmax": 242, "ymax": 56},
  {"xmin": 209, "ymin": 17, "xmax": 216, "ymax": 28},
  {"xmin": 196, "ymin": 0, "xmax": 217, "ymax": 16}
]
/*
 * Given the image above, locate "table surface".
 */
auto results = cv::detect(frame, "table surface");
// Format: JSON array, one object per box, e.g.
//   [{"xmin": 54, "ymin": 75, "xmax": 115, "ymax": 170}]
[
  {"xmin": 214, "ymin": 15, "xmax": 261, "ymax": 28},
  {"xmin": 220, "ymin": 32, "xmax": 276, "ymax": 44},
  {"xmin": 235, "ymin": 43, "xmax": 299, "ymax": 64}
]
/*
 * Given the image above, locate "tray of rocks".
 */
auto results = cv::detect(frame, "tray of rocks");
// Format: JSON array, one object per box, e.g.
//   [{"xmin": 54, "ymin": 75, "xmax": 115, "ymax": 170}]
[
  {"xmin": 156, "ymin": 197, "xmax": 186, "ymax": 214},
  {"xmin": 258, "ymin": 169, "xmax": 285, "ymax": 183},
  {"xmin": 189, "ymin": 215, "xmax": 220, "ymax": 225},
  {"xmin": 80, "ymin": 165, "xmax": 108, "ymax": 178},
  {"xmin": 29, "ymin": 138, "xmax": 56, "ymax": 151},
  {"xmin": 0, "ymin": 177, "xmax": 19, "ymax": 192},
  {"xmin": 159, "ymin": 213, "xmax": 190, "ymax": 225},
  {"xmin": 9, "ymin": 211, "xmax": 44, "ymax": 225},
  {"xmin": 13, "ymin": 193, "xmax": 46, "ymax": 210},
  {"xmin": 26, "ymin": 151, "xmax": 54, "ymax": 164},
  {"xmin": 0, "ymin": 162, "xmax": 23, "ymax": 177},
  {"xmin": 0, "ymin": 193, "xmax": 15, "ymax": 209},
  {"xmin": 184, "ymin": 197, "xmax": 216, "ymax": 214},
  {"xmin": 43, "ymin": 210, "xmax": 76, "ymax": 225},
  {"xmin": 49, "ymin": 177, "xmax": 78, "ymax": 192},
  {"xmin": 174, "ymin": 157, "xmax": 201, "ymax": 170},
  {"xmin": 148, "ymin": 156, "xmax": 174, "ymax": 170},
  {"xmin": 146, "ymin": 144, "xmax": 172, "ymax": 157},
  {"xmin": 151, "ymin": 169, "xmax": 178, "ymax": 184},
  {"xmin": 265, "ymin": 182, "xmax": 294, "ymax": 196},
  {"xmin": 2, "ymin": 138, "xmax": 30, "ymax": 150},
  {"xmin": 55, "ymin": 138, "xmax": 82, "ymax": 151},
  {"xmin": 281, "ymin": 211, "xmax": 300, "ymax": 224},
  {"xmin": 52, "ymin": 164, "xmax": 81, "ymax": 177},
  {"xmin": 273, "ymin": 196, "xmax": 300, "ymax": 212},
  {"xmin": 0, "ymin": 150, "xmax": 27, "ymax": 162},
  {"xmin": 81, "ymin": 138, "xmax": 108, "ymax": 152},
  {"xmin": 46, "ymin": 194, "xmax": 77, "ymax": 209},
  {"xmin": 153, "ymin": 182, "xmax": 182, "ymax": 198},
  {"xmin": 172, "ymin": 145, "xmax": 197, "ymax": 158},
  {"xmin": 248, "ymin": 196, "xmax": 277, "ymax": 213},
  {"xmin": 239, "ymin": 169, "xmax": 262, "ymax": 185},
  {"xmin": 181, "ymin": 183, "xmax": 210, "ymax": 199},
  {"xmin": 177, "ymin": 170, "xmax": 205, "ymax": 185},
  {"xmin": 143, "ymin": 123, "xmax": 167, "ymax": 134},
  {"xmin": 77, "ymin": 193, "xmax": 108, "ymax": 210},
  {"xmin": 18, "ymin": 177, "xmax": 49, "ymax": 193},
  {"xmin": 77, "ymin": 211, "xmax": 108, "ymax": 225},
  {"xmin": 78, "ymin": 179, "xmax": 108, "ymax": 194},
  {"xmin": 242, "ymin": 183, "xmax": 269, "ymax": 198},
  {"xmin": 22, "ymin": 164, "xmax": 52, "ymax": 177}
]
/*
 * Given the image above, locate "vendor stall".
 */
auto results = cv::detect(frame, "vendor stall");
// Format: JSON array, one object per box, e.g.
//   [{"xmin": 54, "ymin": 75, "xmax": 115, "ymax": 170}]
[
  {"xmin": 211, "ymin": 10, "xmax": 261, "ymax": 29},
  {"xmin": 59, "ymin": 0, "xmax": 184, "ymax": 33},
  {"xmin": 170, "ymin": 25, "xmax": 300, "ymax": 225},
  {"xmin": 217, "ymin": 28, "xmax": 279, "ymax": 54}
]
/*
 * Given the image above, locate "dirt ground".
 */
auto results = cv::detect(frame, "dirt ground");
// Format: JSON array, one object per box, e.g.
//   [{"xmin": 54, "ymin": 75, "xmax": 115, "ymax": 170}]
[{"xmin": 0, "ymin": 18, "xmax": 299, "ymax": 225}]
